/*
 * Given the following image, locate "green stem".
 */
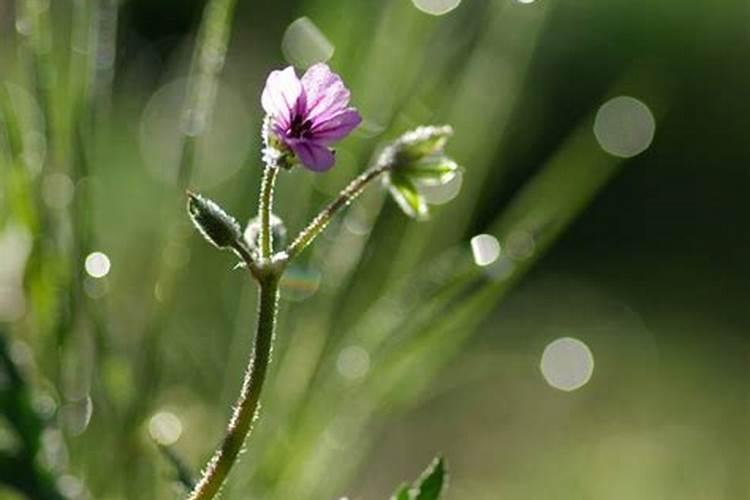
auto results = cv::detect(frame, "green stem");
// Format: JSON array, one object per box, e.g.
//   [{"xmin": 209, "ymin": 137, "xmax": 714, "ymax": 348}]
[
  {"xmin": 287, "ymin": 163, "xmax": 391, "ymax": 259},
  {"xmin": 258, "ymin": 166, "xmax": 278, "ymax": 259},
  {"xmin": 187, "ymin": 272, "xmax": 280, "ymax": 500}
]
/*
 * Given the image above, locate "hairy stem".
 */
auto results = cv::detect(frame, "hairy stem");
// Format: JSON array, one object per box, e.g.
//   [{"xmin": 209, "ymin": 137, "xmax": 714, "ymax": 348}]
[
  {"xmin": 187, "ymin": 272, "xmax": 280, "ymax": 500},
  {"xmin": 287, "ymin": 163, "xmax": 391, "ymax": 259},
  {"xmin": 258, "ymin": 166, "xmax": 279, "ymax": 259}
]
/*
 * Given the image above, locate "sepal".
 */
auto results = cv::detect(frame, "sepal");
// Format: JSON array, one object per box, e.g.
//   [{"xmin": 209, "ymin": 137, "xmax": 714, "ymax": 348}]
[{"xmin": 385, "ymin": 171, "xmax": 429, "ymax": 220}]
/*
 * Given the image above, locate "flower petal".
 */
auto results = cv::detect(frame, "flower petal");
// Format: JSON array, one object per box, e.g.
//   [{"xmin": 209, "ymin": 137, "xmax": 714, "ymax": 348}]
[
  {"xmin": 300, "ymin": 63, "xmax": 352, "ymax": 123},
  {"xmin": 288, "ymin": 139, "xmax": 335, "ymax": 172},
  {"xmin": 310, "ymin": 108, "xmax": 362, "ymax": 143},
  {"xmin": 261, "ymin": 66, "xmax": 303, "ymax": 127}
]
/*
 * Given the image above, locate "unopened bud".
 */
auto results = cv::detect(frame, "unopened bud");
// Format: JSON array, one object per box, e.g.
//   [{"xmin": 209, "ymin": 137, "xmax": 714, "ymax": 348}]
[
  {"xmin": 244, "ymin": 213, "xmax": 287, "ymax": 252},
  {"xmin": 187, "ymin": 192, "xmax": 242, "ymax": 249},
  {"xmin": 379, "ymin": 125, "xmax": 460, "ymax": 220}
]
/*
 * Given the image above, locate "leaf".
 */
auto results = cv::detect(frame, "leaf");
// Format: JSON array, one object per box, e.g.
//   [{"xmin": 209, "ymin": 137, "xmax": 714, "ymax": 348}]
[
  {"xmin": 390, "ymin": 484, "xmax": 410, "ymax": 500},
  {"xmin": 390, "ymin": 457, "xmax": 447, "ymax": 500},
  {"xmin": 386, "ymin": 172, "xmax": 429, "ymax": 220},
  {"xmin": 412, "ymin": 457, "xmax": 445, "ymax": 500}
]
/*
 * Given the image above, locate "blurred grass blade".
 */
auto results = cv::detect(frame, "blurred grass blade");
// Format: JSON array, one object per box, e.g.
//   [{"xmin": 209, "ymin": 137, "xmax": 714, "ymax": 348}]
[
  {"xmin": 178, "ymin": 0, "xmax": 238, "ymax": 185},
  {"xmin": 375, "ymin": 115, "xmax": 629, "ymax": 407}
]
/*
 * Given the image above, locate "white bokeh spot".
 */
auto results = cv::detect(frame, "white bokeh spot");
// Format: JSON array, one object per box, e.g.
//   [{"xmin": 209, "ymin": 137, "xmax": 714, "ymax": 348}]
[
  {"xmin": 594, "ymin": 96, "xmax": 656, "ymax": 158},
  {"xmin": 148, "ymin": 411, "xmax": 183, "ymax": 446},
  {"xmin": 84, "ymin": 252, "xmax": 111, "ymax": 279},
  {"xmin": 540, "ymin": 337, "xmax": 594, "ymax": 391},
  {"xmin": 471, "ymin": 234, "xmax": 501, "ymax": 267},
  {"xmin": 412, "ymin": 0, "xmax": 462, "ymax": 16}
]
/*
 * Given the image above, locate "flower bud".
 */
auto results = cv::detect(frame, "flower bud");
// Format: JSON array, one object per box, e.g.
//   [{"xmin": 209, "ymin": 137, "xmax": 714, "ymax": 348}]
[
  {"xmin": 187, "ymin": 192, "xmax": 242, "ymax": 249},
  {"xmin": 379, "ymin": 125, "xmax": 460, "ymax": 219}
]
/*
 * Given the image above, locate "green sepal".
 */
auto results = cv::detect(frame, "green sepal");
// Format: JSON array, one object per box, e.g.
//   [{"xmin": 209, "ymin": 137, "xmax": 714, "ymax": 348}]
[
  {"xmin": 187, "ymin": 192, "xmax": 242, "ymax": 249},
  {"xmin": 402, "ymin": 156, "xmax": 461, "ymax": 186},
  {"xmin": 386, "ymin": 171, "xmax": 429, "ymax": 220},
  {"xmin": 395, "ymin": 125, "xmax": 453, "ymax": 163}
]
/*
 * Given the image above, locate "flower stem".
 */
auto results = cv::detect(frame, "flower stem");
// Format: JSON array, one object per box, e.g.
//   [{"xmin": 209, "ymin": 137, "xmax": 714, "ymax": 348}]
[
  {"xmin": 259, "ymin": 166, "xmax": 279, "ymax": 259},
  {"xmin": 187, "ymin": 271, "xmax": 280, "ymax": 500},
  {"xmin": 287, "ymin": 163, "xmax": 391, "ymax": 259}
]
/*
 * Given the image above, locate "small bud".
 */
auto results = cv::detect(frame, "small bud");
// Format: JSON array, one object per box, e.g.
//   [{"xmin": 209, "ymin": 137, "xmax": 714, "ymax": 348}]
[
  {"xmin": 379, "ymin": 125, "xmax": 460, "ymax": 219},
  {"xmin": 244, "ymin": 213, "xmax": 287, "ymax": 252},
  {"xmin": 187, "ymin": 192, "xmax": 242, "ymax": 249}
]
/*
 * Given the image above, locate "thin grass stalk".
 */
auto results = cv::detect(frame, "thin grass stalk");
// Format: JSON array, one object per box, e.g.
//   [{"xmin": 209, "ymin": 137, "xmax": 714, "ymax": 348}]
[{"xmin": 128, "ymin": 0, "xmax": 240, "ymax": 429}]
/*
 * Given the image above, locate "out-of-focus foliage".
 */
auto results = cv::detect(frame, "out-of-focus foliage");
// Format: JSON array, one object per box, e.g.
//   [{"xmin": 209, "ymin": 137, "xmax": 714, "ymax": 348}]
[{"xmin": 0, "ymin": 0, "xmax": 748, "ymax": 499}]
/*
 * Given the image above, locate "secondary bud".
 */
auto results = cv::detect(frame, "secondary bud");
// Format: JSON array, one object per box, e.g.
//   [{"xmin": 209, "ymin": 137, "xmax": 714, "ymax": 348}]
[
  {"xmin": 187, "ymin": 192, "xmax": 242, "ymax": 249},
  {"xmin": 244, "ymin": 213, "xmax": 287, "ymax": 253},
  {"xmin": 379, "ymin": 125, "xmax": 460, "ymax": 219}
]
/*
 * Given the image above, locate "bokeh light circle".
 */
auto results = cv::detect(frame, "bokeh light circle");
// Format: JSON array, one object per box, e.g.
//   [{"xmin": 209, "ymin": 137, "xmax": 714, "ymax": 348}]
[
  {"xmin": 412, "ymin": 0, "xmax": 462, "ymax": 16},
  {"xmin": 84, "ymin": 252, "xmax": 111, "ymax": 279},
  {"xmin": 421, "ymin": 171, "xmax": 463, "ymax": 205},
  {"xmin": 594, "ymin": 96, "xmax": 656, "ymax": 158},
  {"xmin": 282, "ymin": 17, "xmax": 334, "ymax": 68},
  {"xmin": 42, "ymin": 173, "xmax": 75, "ymax": 209},
  {"xmin": 139, "ymin": 78, "xmax": 252, "ymax": 188},
  {"xmin": 336, "ymin": 345, "xmax": 370, "ymax": 380},
  {"xmin": 148, "ymin": 411, "xmax": 183, "ymax": 446},
  {"xmin": 471, "ymin": 234, "xmax": 501, "ymax": 267},
  {"xmin": 540, "ymin": 337, "xmax": 594, "ymax": 391}
]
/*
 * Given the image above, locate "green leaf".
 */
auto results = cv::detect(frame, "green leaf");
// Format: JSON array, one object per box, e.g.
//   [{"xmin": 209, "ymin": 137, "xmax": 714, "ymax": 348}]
[
  {"xmin": 413, "ymin": 457, "xmax": 446, "ymax": 500},
  {"xmin": 386, "ymin": 172, "xmax": 429, "ymax": 220},
  {"xmin": 390, "ymin": 457, "xmax": 447, "ymax": 500},
  {"xmin": 391, "ymin": 484, "xmax": 410, "ymax": 500},
  {"xmin": 187, "ymin": 192, "xmax": 242, "ymax": 249}
]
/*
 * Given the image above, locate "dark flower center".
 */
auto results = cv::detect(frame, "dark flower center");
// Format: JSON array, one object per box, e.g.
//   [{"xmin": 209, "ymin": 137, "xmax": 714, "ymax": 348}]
[{"xmin": 289, "ymin": 113, "xmax": 314, "ymax": 139}]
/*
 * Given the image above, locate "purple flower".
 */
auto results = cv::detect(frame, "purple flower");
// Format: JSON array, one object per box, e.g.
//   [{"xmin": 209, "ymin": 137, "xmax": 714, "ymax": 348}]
[{"xmin": 261, "ymin": 63, "xmax": 362, "ymax": 172}]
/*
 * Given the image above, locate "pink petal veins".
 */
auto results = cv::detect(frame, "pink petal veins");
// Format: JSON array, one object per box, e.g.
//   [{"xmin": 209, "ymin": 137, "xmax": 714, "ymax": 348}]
[
  {"xmin": 300, "ymin": 63, "xmax": 351, "ymax": 123},
  {"xmin": 261, "ymin": 66, "xmax": 303, "ymax": 128}
]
